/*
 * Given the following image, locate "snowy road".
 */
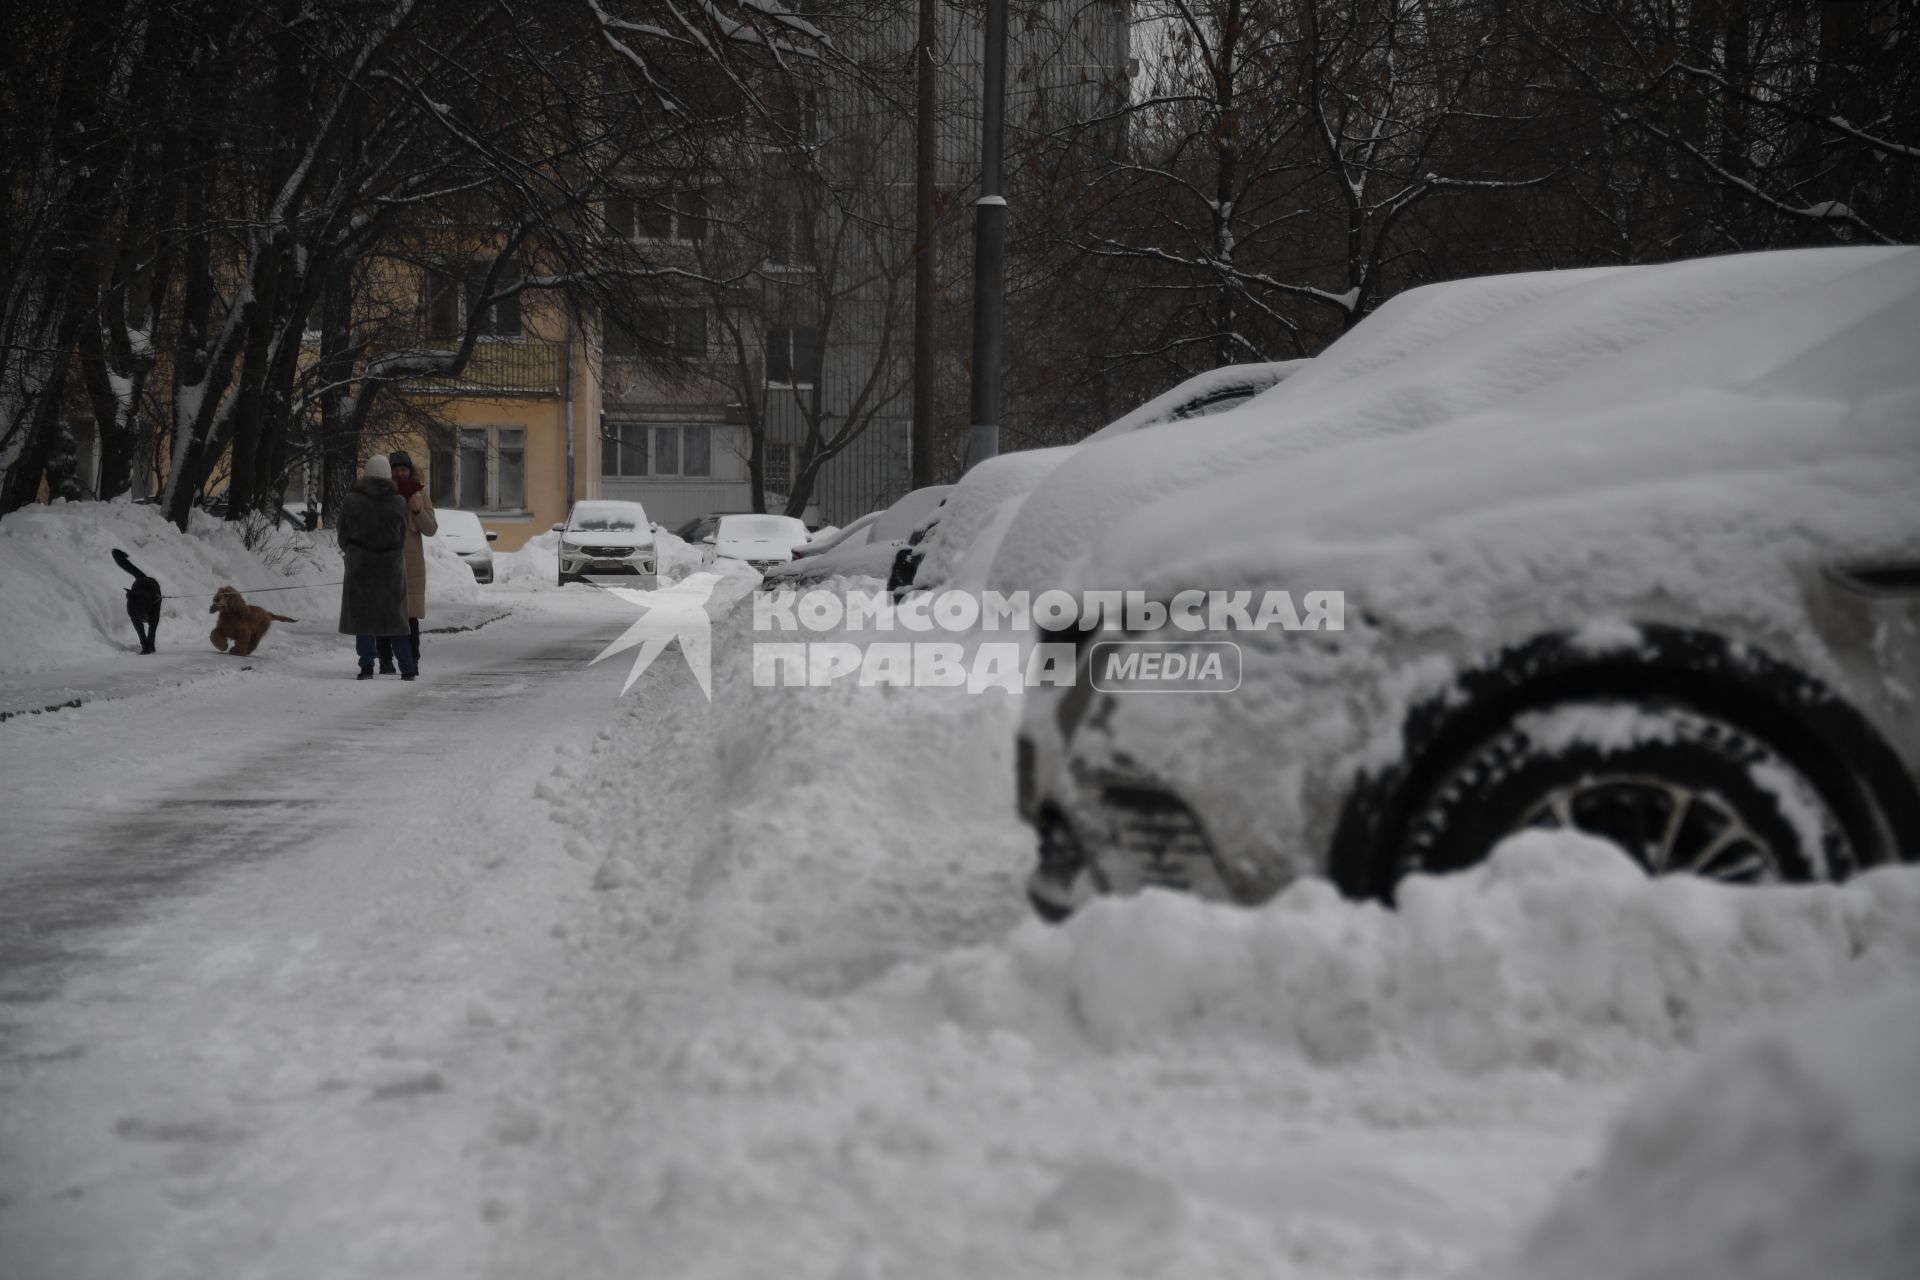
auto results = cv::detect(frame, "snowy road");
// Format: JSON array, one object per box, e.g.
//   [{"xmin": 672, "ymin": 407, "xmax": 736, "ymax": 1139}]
[
  {"xmin": 4, "ymin": 580, "xmax": 1913, "ymax": 1279},
  {"xmin": 0, "ymin": 589, "xmax": 650, "ymax": 1277}
]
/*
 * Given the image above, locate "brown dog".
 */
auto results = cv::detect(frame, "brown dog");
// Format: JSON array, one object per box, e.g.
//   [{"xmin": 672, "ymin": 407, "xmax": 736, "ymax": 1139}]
[{"xmin": 209, "ymin": 586, "xmax": 297, "ymax": 656}]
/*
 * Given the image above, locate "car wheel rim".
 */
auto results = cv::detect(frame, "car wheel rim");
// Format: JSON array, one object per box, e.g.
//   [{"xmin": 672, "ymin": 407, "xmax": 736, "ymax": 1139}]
[{"xmin": 1520, "ymin": 773, "xmax": 1780, "ymax": 882}]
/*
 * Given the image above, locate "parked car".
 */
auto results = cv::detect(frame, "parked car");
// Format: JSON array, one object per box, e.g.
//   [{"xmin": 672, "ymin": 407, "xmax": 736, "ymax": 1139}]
[
  {"xmin": 432, "ymin": 508, "xmax": 497, "ymax": 583},
  {"xmin": 1015, "ymin": 248, "xmax": 1920, "ymax": 920},
  {"xmin": 554, "ymin": 499, "xmax": 656, "ymax": 586},
  {"xmin": 788, "ymin": 511, "xmax": 878, "ymax": 561},
  {"xmin": 765, "ymin": 486, "xmax": 954, "ymax": 588},
  {"xmin": 897, "ymin": 368, "xmax": 1306, "ymax": 597},
  {"xmin": 702, "ymin": 513, "xmax": 811, "ymax": 572},
  {"xmin": 671, "ymin": 513, "xmax": 738, "ymax": 545}
]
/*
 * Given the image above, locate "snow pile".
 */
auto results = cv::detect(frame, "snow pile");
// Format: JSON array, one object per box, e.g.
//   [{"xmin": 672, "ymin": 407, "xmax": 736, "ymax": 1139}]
[
  {"xmin": 884, "ymin": 832, "xmax": 1920, "ymax": 1072},
  {"xmin": 653, "ymin": 530, "xmax": 702, "ymax": 581},
  {"xmin": 0, "ymin": 500, "xmax": 474, "ymax": 675},
  {"xmin": 1497, "ymin": 981, "xmax": 1920, "ymax": 1280}
]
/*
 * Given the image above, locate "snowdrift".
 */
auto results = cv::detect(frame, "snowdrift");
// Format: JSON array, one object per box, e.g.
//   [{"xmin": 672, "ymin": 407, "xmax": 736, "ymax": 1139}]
[
  {"xmin": 0, "ymin": 500, "xmax": 478, "ymax": 675},
  {"xmin": 884, "ymin": 831, "xmax": 1920, "ymax": 1074},
  {"xmin": 1499, "ymin": 981, "xmax": 1920, "ymax": 1280}
]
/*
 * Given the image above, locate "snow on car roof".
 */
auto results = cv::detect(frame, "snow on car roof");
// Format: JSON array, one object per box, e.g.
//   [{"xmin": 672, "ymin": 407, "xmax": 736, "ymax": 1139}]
[
  {"xmin": 718, "ymin": 514, "xmax": 807, "ymax": 539},
  {"xmin": 984, "ymin": 247, "xmax": 1916, "ymax": 600},
  {"xmin": 1098, "ymin": 246, "xmax": 1920, "ymax": 598}
]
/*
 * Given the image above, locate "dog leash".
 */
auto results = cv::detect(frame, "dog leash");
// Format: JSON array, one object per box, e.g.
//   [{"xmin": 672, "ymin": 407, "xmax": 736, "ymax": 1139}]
[{"xmin": 157, "ymin": 581, "xmax": 345, "ymax": 600}]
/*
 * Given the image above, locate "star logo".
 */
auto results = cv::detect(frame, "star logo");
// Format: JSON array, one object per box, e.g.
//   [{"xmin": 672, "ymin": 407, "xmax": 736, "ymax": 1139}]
[{"xmin": 589, "ymin": 573, "xmax": 722, "ymax": 699}]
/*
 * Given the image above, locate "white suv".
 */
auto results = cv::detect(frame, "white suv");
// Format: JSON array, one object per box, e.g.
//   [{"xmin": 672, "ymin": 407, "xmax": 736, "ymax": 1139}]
[{"xmin": 555, "ymin": 500, "xmax": 657, "ymax": 587}]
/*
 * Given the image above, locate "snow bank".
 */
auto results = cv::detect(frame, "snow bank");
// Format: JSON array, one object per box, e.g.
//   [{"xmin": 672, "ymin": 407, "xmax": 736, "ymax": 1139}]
[
  {"xmin": 882, "ymin": 831, "xmax": 1920, "ymax": 1074},
  {"xmin": 494, "ymin": 529, "xmax": 560, "ymax": 585},
  {"xmin": 1498, "ymin": 981, "xmax": 1920, "ymax": 1280},
  {"xmin": 0, "ymin": 501, "xmax": 476, "ymax": 675}
]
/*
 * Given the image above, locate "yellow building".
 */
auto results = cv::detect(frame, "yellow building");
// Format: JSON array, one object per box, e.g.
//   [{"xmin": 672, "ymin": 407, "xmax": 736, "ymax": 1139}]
[{"xmin": 382, "ymin": 280, "xmax": 602, "ymax": 553}]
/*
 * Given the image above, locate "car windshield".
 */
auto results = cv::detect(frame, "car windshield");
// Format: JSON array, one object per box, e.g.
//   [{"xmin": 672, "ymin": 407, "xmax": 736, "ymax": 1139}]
[
  {"xmin": 721, "ymin": 515, "xmax": 807, "ymax": 542},
  {"xmin": 568, "ymin": 502, "xmax": 646, "ymax": 533},
  {"xmin": 435, "ymin": 511, "xmax": 484, "ymax": 538}
]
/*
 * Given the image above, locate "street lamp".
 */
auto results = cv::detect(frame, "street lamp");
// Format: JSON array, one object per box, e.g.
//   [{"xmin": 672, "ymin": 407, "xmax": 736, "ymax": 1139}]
[{"xmin": 966, "ymin": 0, "xmax": 1008, "ymax": 470}]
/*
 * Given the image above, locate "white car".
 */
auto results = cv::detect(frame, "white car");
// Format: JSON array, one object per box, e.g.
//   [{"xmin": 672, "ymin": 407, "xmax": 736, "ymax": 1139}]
[
  {"xmin": 554, "ymin": 500, "xmax": 657, "ymax": 586},
  {"xmin": 762, "ymin": 487, "xmax": 956, "ymax": 587},
  {"xmin": 1016, "ymin": 247, "xmax": 1920, "ymax": 918},
  {"xmin": 702, "ymin": 513, "xmax": 811, "ymax": 572},
  {"xmin": 432, "ymin": 508, "xmax": 497, "ymax": 583}
]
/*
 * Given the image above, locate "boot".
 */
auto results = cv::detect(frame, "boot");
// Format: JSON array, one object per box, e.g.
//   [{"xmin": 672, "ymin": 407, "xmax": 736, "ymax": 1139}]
[{"xmin": 357, "ymin": 664, "xmax": 375, "ymax": 680}]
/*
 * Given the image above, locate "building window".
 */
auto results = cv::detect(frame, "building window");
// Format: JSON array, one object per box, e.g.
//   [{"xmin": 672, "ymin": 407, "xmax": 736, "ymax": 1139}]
[
  {"xmin": 604, "ymin": 306, "xmax": 706, "ymax": 360},
  {"xmin": 765, "ymin": 443, "xmax": 794, "ymax": 493},
  {"xmin": 767, "ymin": 206, "xmax": 816, "ymax": 267},
  {"xmin": 602, "ymin": 423, "xmax": 711, "ymax": 478},
  {"xmin": 653, "ymin": 426, "xmax": 679, "ymax": 477},
  {"xmin": 670, "ymin": 307, "xmax": 707, "ymax": 356},
  {"xmin": 424, "ymin": 261, "xmax": 522, "ymax": 341},
  {"xmin": 431, "ymin": 424, "xmax": 526, "ymax": 510},
  {"xmin": 607, "ymin": 189, "xmax": 707, "ymax": 243},
  {"xmin": 497, "ymin": 427, "xmax": 526, "ymax": 508},
  {"xmin": 765, "ymin": 325, "xmax": 820, "ymax": 386},
  {"xmin": 602, "ymin": 421, "xmax": 647, "ymax": 477},
  {"xmin": 682, "ymin": 425, "xmax": 711, "ymax": 477}
]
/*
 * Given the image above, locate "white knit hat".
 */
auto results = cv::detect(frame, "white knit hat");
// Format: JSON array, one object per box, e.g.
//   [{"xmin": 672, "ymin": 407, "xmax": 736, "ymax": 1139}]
[{"xmin": 362, "ymin": 455, "xmax": 392, "ymax": 480}]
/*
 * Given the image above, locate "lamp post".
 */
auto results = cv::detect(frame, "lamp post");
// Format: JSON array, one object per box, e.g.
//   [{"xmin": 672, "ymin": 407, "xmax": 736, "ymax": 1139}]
[
  {"xmin": 911, "ymin": 0, "xmax": 938, "ymax": 489},
  {"xmin": 966, "ymin": 0, "xmax": 1008, "ymax": 470}
]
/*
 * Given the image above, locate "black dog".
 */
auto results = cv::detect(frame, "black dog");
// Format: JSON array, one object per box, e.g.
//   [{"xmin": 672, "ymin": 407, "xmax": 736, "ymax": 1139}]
[{"xmin": 112, "ymin": 548, "xmax": 163, "ymax": 654}]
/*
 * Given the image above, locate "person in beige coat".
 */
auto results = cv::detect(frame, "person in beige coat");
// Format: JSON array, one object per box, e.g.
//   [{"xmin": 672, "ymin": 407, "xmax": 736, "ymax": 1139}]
[{"xmin": 377, "ymin": 449, "xmax": 438, "ymax": 674}]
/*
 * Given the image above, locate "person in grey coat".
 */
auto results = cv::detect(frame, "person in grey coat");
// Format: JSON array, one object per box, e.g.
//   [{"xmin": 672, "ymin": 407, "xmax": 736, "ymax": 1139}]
[{"xmin": 337, "ymin": 454, "xmax": 418, "ymax": 680}]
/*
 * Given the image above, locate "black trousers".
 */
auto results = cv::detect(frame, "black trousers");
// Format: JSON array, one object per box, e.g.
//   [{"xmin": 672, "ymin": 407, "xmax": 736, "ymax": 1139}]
[{"xmin": 377, "ymin": 619, "xmax": 421, "ymax": 667}]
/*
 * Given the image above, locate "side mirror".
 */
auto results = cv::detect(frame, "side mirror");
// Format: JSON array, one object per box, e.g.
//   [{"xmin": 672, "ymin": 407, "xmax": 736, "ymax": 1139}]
[
  {"xmin": 550, "ymin": 524, "xmax": 564, "ymax": 533},
  {"xmin": 485, "ymin": 532, "xmax": 499, "ymax": 543}
]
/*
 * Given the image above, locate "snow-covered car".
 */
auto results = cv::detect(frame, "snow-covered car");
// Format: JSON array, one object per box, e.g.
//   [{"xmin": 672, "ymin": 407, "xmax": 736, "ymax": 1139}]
[
  {"xmin": 431, "ymin": 508, "xmax": 497, "ymax": 583},
  {"xmin": 1018, "ymin": 248, "xmax": 1920, "ymax": 919},
  {"xmin": 762, "ymin": 487, "xmax": 954, "ymax": 587},
  {"xmin": 554, "ymin": 500, "xmax": 656, "ymax": 586},
  {"xmin": 898, "ymin": 365, "xmax": 1304, "ymax": 596},
  {"xmin": 702, "ymin": 513, "xmax": 811, "ymax": 572}
]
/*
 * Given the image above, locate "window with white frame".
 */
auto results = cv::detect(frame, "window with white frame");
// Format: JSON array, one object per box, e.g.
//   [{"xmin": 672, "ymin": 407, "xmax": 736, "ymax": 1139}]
[
  {"xmin": 601, "ymin": 423, "xmax": 711, "ymax": 479},
  {"xmin": 764, "ymin": 325, "xmax": 820, "ymax": 386},
  {"xmin": 430, "ymin": 425, "xmax": 526, "ymax": 510},
  {"xmin": 606, "ymin": 190, "xmax": 707, "ymax": 243}
]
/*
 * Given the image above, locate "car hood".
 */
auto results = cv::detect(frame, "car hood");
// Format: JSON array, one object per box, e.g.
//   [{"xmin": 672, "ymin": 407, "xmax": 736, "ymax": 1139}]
[
  {"xmin": 565, "ymin": 530, "xmax": 653, "ymax": 549},
  {"xmin": 437, "ymin": 533, "xmax": 491, "ymax": 555}
]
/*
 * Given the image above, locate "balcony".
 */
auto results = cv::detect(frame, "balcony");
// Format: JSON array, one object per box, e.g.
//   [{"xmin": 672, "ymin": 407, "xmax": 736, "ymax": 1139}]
[{"xmin": 400, "ymin": 340, "xmax": 570, "ymax": 398}]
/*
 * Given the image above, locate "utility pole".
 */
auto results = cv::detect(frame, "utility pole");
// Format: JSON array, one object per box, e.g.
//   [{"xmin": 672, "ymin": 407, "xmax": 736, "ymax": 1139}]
[
  {"xmin": 911, "ymin": 0, "xmax": 937, "ymax": 489},
  {"xmin": 966, "ymin": 0, "xmax": 1008, "ymax": 470}
]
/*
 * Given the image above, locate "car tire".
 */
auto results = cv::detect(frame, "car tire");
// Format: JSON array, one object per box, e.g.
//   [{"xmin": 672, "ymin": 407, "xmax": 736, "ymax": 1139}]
[
  {"xmin": 1397, "ymin": 699, "xmax": 1858, "ymax": 884},
  {"xmin": 557, "ymin": 566, "xmax": 575, "ymax": 587}
]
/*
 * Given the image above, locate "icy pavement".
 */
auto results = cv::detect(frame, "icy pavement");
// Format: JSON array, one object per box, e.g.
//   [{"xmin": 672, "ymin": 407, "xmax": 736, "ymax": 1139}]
[{"xmin": 1, "ymin": 580, "xmax": 1916, "ymax": 1280}]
